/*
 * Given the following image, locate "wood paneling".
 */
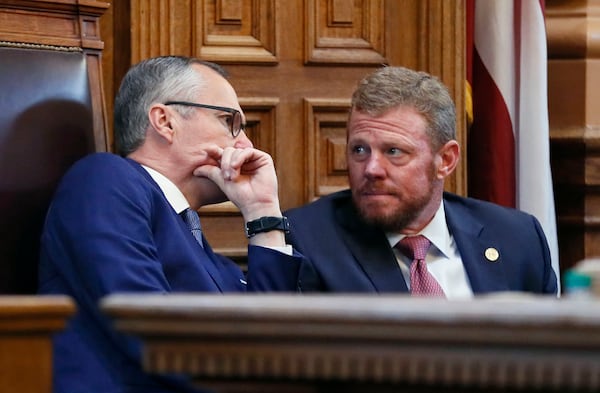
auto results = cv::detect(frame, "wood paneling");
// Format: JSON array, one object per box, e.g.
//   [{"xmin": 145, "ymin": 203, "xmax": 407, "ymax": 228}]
[
  {"xmin": 547, "ymin": 0, "xmax": 600, "ymax": 272},
  {"xmin": 195, "ymin": 0, "xmax": 277, "ymax": 63},
  {"xmin": 306, "ymin": 0, "xmax": 386, "ymax": 65},
  {"xmin": 304, "ymin": 98, "xmax": 351, "ymax": 201}
]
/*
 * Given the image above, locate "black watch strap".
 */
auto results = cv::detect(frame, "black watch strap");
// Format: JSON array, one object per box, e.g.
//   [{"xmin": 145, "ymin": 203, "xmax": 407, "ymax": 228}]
[{"xmin": 245, "ymin": 216, "xmax": 290, "ymax": 238}]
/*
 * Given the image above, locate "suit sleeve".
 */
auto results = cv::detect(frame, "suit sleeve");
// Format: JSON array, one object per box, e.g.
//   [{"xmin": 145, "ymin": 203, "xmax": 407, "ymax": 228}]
[
  {"xmin": 42, "ymin": 166, "xmax": 172, "ymax": 298},
  {"xmin": 245, "ymin": 245, "xmax": 305, "ymax": 291},
  {"xmin": 531, "ymin": 216, "xmax": 559, "ymax": 295}
]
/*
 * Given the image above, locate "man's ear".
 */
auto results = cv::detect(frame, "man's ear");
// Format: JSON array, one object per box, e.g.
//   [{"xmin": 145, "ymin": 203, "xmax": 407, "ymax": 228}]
[
  {"xmin": 148, "ymin": 104, "xmax": 175, "ymax": 143},
  {"xmin": 435, "ymin": 140, "xmax": 460, "ymax": 179}
]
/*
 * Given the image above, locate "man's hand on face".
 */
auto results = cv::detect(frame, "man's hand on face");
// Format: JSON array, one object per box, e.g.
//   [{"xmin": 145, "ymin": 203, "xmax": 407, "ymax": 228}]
[{"xmin": 192, "ymin": 145, "xmax": 282, "ymax": 220}]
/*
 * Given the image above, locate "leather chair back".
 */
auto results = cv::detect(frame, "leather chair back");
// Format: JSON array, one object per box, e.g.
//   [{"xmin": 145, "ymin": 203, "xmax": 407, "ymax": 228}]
[{"xmin": 0, "ymin": 47, "xmax": 97, "ymax": 293}]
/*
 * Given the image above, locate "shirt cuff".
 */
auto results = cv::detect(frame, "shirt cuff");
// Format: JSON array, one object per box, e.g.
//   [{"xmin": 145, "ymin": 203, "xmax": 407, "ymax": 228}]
[{"xmin": 266, "ymin": 244, "xmax": 293, "ymax": 256}]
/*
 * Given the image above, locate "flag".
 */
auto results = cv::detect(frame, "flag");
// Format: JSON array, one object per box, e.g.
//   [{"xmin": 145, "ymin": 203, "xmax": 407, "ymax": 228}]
[{"xmin": 467, "ymin": 0, "xmax": 560, "ymax": 290}]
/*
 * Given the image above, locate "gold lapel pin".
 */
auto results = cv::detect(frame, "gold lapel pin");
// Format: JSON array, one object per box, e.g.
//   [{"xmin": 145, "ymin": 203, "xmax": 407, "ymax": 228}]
[{"xmin": 485, "ymin": 247, "xmax": 499, "ymax": 262}]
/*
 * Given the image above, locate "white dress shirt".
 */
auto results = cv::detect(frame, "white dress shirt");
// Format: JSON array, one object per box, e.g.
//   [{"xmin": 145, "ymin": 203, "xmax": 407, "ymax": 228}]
[{"xmin": 142, "ymin": 165, "xmax": 189, "ymax": 214}]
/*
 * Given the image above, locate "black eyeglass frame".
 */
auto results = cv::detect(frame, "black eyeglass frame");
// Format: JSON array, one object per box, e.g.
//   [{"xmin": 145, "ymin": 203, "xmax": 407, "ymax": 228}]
[{"xmin": 164, "ymin": 101, "xmax": 245, "ymax": 138}]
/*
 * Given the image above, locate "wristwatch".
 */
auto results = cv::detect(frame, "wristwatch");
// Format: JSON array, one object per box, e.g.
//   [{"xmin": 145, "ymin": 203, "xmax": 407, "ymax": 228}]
[{"xmin": 245, "ymin": 216, "xmax": 290, "ymax": 238}]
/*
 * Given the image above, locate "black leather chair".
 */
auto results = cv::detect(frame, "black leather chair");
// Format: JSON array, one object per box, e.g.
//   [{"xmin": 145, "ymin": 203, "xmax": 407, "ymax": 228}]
[{"xmin": 0, "ymin": 46, "xmax": 98, "ymax": 293}]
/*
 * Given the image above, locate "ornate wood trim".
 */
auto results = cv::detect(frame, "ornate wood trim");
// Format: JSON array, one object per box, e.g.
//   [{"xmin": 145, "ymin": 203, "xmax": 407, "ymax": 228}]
[
  {"xmin": 103, "ymin": 294, "xmax": 600, "ymax": 392},
  {"xmin": 304, "ymin": 98, "xmax": 351, "ymax": 201},
  {"xmin": 304, "ymin": 0, "xmax": 386, "ymax": 65},
  {"xmin": 194, "ymin": 0, "xmax": 277, "ymax": 64}
]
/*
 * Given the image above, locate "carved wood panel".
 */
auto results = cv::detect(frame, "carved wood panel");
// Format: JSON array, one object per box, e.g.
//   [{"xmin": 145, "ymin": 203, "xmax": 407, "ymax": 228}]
[
  {"xmin": 304, "ymin": 98, "xmax": 351, "ymax": 201},
  {"xmin": 194, "ymin": 0, "xmax": 277, "ymax": 63},
  {"xmin": 306, "ymin": 0, "xmax": 386, "ymax": 65},
  {"xmin": 129, "ymin": 0, "xmax": 193, "ymax": 60}
]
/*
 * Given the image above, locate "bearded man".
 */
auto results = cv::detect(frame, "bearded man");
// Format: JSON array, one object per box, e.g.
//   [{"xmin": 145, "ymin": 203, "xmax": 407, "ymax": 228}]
[{"xmin": 285, "ymin": 66, "xmax": 557, "ymax": 297}]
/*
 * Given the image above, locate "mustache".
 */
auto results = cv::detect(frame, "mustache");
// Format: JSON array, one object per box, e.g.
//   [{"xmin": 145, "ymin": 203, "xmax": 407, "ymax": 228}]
[{"xmin": 357, "ymin": 183, "xmax": 398, "ymax": 195}]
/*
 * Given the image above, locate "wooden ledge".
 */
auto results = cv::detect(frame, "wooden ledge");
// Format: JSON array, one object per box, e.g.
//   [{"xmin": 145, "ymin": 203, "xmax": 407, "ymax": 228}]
[
  {"xmin": 0, "ymin": 295, "xmax": 75, "ymax": 332},
  {"xmin": 102, "ymin": 294, "xmax": 600, "ymax": 391}
]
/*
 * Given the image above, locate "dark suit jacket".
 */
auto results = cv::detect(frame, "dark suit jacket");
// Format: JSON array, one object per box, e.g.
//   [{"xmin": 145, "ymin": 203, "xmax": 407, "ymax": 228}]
[
  {"xmin": 285, "ymin": 189, "xmax": 557, "ymax": 294},
  {"xmin": 38, "ymin": 153, "xmax": 303, "ymax": 393}
]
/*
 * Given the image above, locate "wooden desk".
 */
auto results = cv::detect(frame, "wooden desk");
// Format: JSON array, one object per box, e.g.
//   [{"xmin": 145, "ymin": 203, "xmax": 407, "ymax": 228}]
[
  {"xmin": 0, "ymin": 295, "xmax": 75, "ymax": 393},
  {"xmin": 102, "ymin": 294, "xmax": 600, "ymax": 392}
]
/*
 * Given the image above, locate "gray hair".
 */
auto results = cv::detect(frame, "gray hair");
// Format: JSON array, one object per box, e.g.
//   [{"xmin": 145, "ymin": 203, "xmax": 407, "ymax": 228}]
[
  {"xmin": 114, "ymin": 56, "xmax": 228, "ymax": 156},
  {"xmin": 350, "ymin": 66, "xmax": 456, "ymax": 149}
]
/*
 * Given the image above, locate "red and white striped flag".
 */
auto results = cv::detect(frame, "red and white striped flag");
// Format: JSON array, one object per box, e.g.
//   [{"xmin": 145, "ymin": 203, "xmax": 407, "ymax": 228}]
[{"xmin": 467, "ymin": 0, "xmax": 560, "ymax": 289}]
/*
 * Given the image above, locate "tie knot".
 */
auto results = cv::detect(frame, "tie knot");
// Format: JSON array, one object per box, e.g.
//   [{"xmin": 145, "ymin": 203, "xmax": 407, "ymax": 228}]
[
  {"xmin": 180, "ymin": 208, "xmax": 202, "ymax": 231},
  {"xmin": 397, "ymin": 235, "xmax": 431, "ymax": 261}
]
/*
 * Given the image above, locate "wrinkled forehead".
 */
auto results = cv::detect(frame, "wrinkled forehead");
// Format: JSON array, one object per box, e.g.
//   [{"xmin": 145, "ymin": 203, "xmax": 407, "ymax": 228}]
[
  {"xmin": 349, "ymin": 105, "xmax": 428, "ymax": 128},
  {"xmin": 347, "ymin": 106, "xmax": 432, "ymax": 145}
]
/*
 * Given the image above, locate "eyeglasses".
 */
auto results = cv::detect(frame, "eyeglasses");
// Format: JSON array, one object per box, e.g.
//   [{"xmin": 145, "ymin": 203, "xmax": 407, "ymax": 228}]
[{"xmin": 164, "ymin": 101, "xmax": 245, "ymax": 138}]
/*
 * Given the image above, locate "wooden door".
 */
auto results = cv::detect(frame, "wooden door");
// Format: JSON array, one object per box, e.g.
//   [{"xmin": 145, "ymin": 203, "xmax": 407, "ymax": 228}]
[{"xmin": 102, "ymin": 0, "xmax": 466, "ymax": 259}]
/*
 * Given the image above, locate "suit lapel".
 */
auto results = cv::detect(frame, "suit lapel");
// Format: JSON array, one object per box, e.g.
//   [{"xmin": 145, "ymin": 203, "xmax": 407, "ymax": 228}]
[
  {"xmin": 444, "ymin": 197, "xmax": 509, "ymax": 293},
  {"xmin": 127, "ymin": 158, "xmax": 227, "ymax": 291},
  {"xmin": 197, "ymin": 238, "xmax": 227, "ymax": 291},
  {"xmin": 335, "ymin": 199, "xmax": 409, "ymax": 292}
]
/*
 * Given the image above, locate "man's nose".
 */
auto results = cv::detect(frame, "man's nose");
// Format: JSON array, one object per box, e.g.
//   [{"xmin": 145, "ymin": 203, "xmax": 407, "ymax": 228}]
[
  {"xmin": 234, "ymin": 130, "xmax": 253, "ymax": 149},
  {"xmin": 364, "ymin": 154, "xmax": 386, "ymax": 177}
]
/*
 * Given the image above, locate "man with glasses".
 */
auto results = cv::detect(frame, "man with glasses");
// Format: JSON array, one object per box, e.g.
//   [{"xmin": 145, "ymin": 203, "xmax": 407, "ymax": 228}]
[{"xmin": 38, "ymin": 56, "xmax": 304, "ymax": 393}]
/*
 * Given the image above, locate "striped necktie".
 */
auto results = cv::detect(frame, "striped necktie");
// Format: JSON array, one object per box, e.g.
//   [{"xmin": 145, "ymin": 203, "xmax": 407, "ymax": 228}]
[{"xmin": 180, "ymin": 208, "xmax": 204, "ymax": 248}]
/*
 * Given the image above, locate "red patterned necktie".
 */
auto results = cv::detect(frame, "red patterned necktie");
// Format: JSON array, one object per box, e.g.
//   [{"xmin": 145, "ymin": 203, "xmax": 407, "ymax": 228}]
[{"xmin": 396, "ymin": 235, "xmax": 445, "ymax": 297}]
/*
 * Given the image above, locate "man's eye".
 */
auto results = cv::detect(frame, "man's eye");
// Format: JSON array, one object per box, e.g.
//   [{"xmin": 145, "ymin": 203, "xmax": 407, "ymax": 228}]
[
  {"xmin": 388, "ymin": 147, "xmax": 403, "ymax": 156},
  {"xmin": 224, "ymin": 115, "xmax": 233, "ymax": 127},
  {"xmin": 351, "ymin": 145, "xmax": 366, "ymax": 154}
]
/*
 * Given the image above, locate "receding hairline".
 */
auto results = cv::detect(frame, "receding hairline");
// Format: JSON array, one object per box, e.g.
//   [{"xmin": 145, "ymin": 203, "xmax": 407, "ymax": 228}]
[{"xmin": 188, "ymin": 59, "xmax": 229, "ymax": 78}]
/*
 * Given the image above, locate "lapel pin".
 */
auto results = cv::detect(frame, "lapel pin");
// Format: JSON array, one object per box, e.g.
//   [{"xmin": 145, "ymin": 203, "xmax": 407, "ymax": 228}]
[{"xmin": 484, "ymin": 247, "xmax": 499, "ymax": 262}]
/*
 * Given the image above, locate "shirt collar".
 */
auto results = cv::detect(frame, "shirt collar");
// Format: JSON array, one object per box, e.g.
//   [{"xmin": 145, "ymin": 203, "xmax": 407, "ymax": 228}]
[
  {"xmin": 141, "ymin": 165, "xmax": 189, "ymax": 214},
  {"xmin": 387, "ymin": 200, "xmax": 452, "ymax": 257}
]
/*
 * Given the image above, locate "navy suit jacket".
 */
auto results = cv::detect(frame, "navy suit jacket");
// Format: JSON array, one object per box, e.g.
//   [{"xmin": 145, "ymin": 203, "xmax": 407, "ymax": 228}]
[
  {"xmin": 285, "ymin": 189, "xmax": 557, "ymax": 294},
  {"xmin": 38, "ymin": 153, "xmax": 303, "ymax": 393}
]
